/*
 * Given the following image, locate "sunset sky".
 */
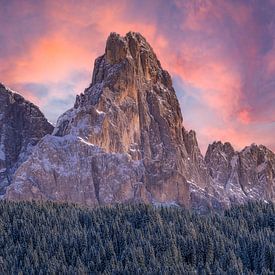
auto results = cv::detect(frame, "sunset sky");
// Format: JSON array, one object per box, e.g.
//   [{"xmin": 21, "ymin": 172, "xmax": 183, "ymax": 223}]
[{"xmin": 0, "ymin": 0, "xmax": 274, "ymax": 153}]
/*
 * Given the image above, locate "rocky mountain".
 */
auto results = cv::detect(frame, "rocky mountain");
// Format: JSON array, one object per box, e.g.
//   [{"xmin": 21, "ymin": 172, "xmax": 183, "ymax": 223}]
[
  {"xmin": 205, "ymin": 141, "xmax": 275, "ymax": 204},
  {"xmin": 4, "ymin": 32, "xmax": 275, "ymax": 209},
  {"xmin": 0, "ymin": 83, "xmax": 53, "ymax": 195}
]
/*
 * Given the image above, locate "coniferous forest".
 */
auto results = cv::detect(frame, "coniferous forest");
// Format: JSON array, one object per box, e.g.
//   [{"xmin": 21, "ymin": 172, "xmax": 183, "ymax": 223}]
[{"xmin": 0, "ymin": 200, "xmax": 274, "ymax": 274}]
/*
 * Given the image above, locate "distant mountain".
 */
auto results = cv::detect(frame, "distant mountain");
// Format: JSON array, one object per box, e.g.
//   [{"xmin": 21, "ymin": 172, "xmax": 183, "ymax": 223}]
[
  {"xmin": 0, "ymin": 84, "xmax": 53, "ymax": 195},
  {"xmin": 3, "ymin": 32, "xmax": 274, "ymax": 210},
  {"xmin": 205, "ymin": 142, "xmax": 274, "ymax": 204}
]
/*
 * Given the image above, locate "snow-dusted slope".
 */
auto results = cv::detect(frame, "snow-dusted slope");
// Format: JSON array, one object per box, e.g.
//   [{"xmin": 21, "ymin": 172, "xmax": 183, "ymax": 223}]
[
  {"xmin": 205, "ymin": 141, "xmax": 274, "ymax": 204},
  {"xmin": 0, "ymin": 83, "xmax": 53, "ymax": 195},
  {"xmin": 7, "ymin": 134, "xmax": 145, "ymax": 205}
]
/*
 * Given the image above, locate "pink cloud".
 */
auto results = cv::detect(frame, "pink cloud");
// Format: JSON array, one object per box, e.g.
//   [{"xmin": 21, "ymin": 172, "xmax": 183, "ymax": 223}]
[
  {"xmin": 0, "ymin": 0, "xmax": 274, "ymax": 152},
  {"xmin": 238, "ymin": 109, "xmax": 252, "ymax": 124}
]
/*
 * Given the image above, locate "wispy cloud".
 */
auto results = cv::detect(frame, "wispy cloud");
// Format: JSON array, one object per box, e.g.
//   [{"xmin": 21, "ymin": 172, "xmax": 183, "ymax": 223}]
[{"xmin": 0, "ymin": 0, "xmax": 274, "ymax": 152}]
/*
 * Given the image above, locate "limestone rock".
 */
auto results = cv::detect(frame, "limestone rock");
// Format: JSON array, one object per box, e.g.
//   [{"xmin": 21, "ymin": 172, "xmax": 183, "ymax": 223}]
[
  {"xmin": 7, "ymin": 32, "xmax": 208, "ymax": 207},
  {"xmin": 5, "ymin": 32, "xmax": 275, "ymax": 209},
  {"xmin": 205, "ymin": 141, "xmax": 235, "ymax": 186},
  {"xmin": 7, "ymin": 135, "xmax": 146, "ymax": 206},
  {"xmin": 0, "ymin": 83, "xmax": 53, "ymax": 194},
  {"xmin": 205, "ymin": 141, "xmax": 275, "ymax": 204}
]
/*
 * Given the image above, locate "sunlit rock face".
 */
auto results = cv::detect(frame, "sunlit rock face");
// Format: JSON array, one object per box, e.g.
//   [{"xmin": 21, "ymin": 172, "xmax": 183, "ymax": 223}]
[
  {"xmin": 0, "ymin": 84, "xmax": 53, "ymax": 195},
  {"xmin": 6, "ymin": 32, "xmax": 208, "ymax": 207},
  {"xmin": 5, "ymin": 32, "xmax": 275, "ymax": 209}
]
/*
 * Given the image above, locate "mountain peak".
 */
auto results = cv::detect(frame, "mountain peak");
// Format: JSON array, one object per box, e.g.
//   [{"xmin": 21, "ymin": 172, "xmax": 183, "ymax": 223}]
[
  {"xmin": 89, "ymin": 32, "xmax": 172, "ymax": 89},
  {"xmin": 7, "ymin": 31, "xmax": 209, "ymax": 208},
  {"xmin": 105, "ymin": 32, "xmax": 128, "ymax": 64},
  {"xmin": 206, "ymin": 141, "xmax": 235, "ymax": 152},
  {"xmin": 105, "ymin": 31, "xmax": 154, "ymax": 64},
  {"xmin": 0, "ymin": 84, "xmax": 53, "ymax": 194},
  {"xmin": 4, "ymin": 32, "xmax": 274, "ymax": 209}
]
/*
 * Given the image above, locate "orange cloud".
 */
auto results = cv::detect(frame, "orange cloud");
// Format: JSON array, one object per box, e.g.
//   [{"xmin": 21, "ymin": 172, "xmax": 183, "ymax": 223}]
[
  {"xmin": 0, "ymin": 0, "xmax": 274, "ymax": 153},
  {"xmin": 8, "ymin": 36, "xmax": 92, "ymax": 84},
  {"xmin": 1, "ymin": 0, "xmax": 169, "ymax": 100}
]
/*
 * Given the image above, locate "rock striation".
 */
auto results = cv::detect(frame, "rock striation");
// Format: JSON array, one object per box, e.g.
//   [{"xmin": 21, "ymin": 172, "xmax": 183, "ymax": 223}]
[
  {"xmin": 4, "ymin": 32, "xmax": 275, "ymax": 209},
  {"xmin": 0, "ymin": 84, "xmax": 53, "ymax": 195}
]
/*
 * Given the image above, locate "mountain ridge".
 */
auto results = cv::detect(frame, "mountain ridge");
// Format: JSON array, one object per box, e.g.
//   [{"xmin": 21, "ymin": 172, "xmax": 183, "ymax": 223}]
[
  {"xmin": 0, "ymin": 83, "xmax": 53, "ymax": 195},
  {"xmin": 2, "ymin": 32, "xmax": 274, "ymax": 209}
]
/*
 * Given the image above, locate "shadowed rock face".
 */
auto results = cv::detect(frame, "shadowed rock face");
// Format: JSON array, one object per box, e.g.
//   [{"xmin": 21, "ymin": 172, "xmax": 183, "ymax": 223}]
[
  {"xmin": 4, "ymin": 32, "xmax": 275, "ymax": 209},
  {"xmin": 0, "ymin": 84, "xmax": 53, "ymax": 194},
  {"xmin": 205, "ymin": 141, "xmax": 235, "ymax": 186},
  {"xmin": 205, "ymin": 142, "xmax": 275, "ymax": 204}
]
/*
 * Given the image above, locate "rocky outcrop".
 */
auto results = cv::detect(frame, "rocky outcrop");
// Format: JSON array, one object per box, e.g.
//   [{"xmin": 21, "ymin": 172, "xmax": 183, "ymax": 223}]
[
  {"xmin": 205, "ymin": 141, "xmax": 275, "ymax": 204},
  {"xmin": 4, "ymin": 32, "xmax": 274, "ymax": 209},
  {"xmin": 6, "ymin": 32, "xmax": 210, "ymax": 207},
  {"xmin": 7, "ymin": 135, "xmax": 146, "ymax": 205},
  {"xmin": 205, "ymin": 141, "xmax": 235, "ymax": 186},
  {"xmin": 0, "ymin": 83, "xmax": 53, "ymax": 194}
]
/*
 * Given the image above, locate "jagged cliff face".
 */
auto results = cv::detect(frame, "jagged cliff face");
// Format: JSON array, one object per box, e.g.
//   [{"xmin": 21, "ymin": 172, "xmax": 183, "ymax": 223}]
[
  {"xmin": 8, "ymin": 135, "xmax": 145, "ymax": 206},
  {"xmin": 6, "ymin": 32, "xmax": 209, "ymax": 207},
  {"xmin": 205, "ymin": 142, "xmax": 275, "ymax": 204},
  {"xmin": 4, "ymin": 32, "xmax": 275, "ymax": 209},
  {"xmin": 0, "ymin": 84, "xmax": 53, "ymax": 194},
  {"xmin": 54, "ymin": 32, "xmax": 210, "ymax": 191}
]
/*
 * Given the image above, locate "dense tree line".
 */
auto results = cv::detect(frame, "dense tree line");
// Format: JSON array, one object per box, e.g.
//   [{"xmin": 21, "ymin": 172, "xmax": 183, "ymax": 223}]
[{"xmin": 0, "ymin": 200, "xmax": 273, "ymax": 274}]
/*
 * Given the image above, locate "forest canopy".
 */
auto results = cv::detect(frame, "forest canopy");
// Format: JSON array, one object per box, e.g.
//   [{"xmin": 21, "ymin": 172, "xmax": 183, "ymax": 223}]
[{"xmin": 0, "ymin": 200, "xmax": 274, "ymax": 274}]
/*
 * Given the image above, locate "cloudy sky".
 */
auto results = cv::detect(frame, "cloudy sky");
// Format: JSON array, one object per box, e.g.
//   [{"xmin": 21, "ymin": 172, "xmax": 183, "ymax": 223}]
[{"xmin": 0, "ymin": 0, "xmax": 274, "ymax": 153}]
